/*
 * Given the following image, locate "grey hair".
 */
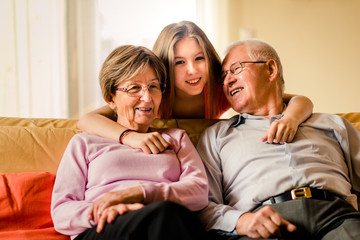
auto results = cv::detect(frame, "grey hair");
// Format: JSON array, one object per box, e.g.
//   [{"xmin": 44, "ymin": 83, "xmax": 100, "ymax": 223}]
[{"xmin": 224, "ymin": 39, "xmax": 284, "ymax": 85}]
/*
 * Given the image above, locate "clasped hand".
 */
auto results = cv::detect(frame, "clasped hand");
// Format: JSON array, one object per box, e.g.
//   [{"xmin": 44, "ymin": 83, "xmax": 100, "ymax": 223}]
[
  {"xmin": 124, "ymin": 131, "xmax": 172, "ymax": 154},
  {"xmin": 88, "ymin": 186, "xmax": 145, "ymax": 233}
]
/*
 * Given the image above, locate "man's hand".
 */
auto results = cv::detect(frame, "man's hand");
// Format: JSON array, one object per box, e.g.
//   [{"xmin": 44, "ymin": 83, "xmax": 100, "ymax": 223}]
[
  {"xmin": 236, "ymin": 206, "xmax": 296, "ymax": 239},
  {"xmin": 96, "ymin": 203, "xmax": 144, "ymax": 233},
  {"xmin": 262, "ymin": 117, "xmax": 298, "ymax": 144},
  {"xmin": 123, "ymin": 131, "xmax": 172, "ymax": 154},
  {"xmin": 88, "ymin": 186, "xmax": 144, "ymax": 224}
]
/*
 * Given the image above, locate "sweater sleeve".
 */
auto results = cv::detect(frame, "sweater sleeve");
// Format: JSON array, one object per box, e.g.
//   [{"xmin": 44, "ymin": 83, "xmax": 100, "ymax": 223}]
[
  {"xmin": 51, "ymin": 134, "xmax": 93, "ymax": 237},
  {"xmin": 141, "ymin": 130, "xmax": 209, "ymax": 211}
]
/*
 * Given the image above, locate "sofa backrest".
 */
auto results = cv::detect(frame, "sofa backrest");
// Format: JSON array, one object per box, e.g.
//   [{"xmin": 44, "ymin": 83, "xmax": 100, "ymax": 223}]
[
  {"xmin": 1, "ymin": 113, "xmax": 360, "ymax": 174},
  {"xmin": 0, "ymin": 126, "xmax": 79, "ymax": 174},
  {"xmin": 0, "ymin": 117, "xmax": 219, "ymax": 174}
]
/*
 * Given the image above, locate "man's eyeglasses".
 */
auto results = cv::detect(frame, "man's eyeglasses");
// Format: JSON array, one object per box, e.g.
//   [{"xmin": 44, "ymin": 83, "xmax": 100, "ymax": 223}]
[
  {"xmin": 115, "ymin": 82, "xmax": 165, "ymax": 97},
  {"xmin": 220, "ymin": 61, "xmax": 267, "ymax": 83}
]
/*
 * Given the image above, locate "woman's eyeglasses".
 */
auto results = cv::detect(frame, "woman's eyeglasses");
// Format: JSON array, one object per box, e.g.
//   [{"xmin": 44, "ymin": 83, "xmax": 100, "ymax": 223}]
[{"xmin": 115, "ymin": 82, "xmax": 165, "ymax": 97}]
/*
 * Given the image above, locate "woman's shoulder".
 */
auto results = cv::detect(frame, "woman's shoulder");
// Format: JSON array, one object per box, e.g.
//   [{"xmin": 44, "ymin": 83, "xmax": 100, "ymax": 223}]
[{"xmin": 70, "ymin": 132, "xmax": 116, "ymax": 146}]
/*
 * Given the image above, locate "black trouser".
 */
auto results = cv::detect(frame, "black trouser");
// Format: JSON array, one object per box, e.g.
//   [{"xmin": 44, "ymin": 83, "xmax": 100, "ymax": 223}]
[
  {"xmin": 74, "ymin": 201, "xmax": 207, "ymax": 240},
  {"xmin": 208, "ymin": 198, "xmax": 360, "ymax": 240}
]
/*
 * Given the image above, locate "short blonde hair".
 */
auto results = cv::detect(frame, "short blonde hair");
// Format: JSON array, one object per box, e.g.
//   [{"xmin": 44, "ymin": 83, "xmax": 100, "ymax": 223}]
[
  {"xmin": 153, "ymin": 21, "xmax": 222, "ymax": 118},
  {"xmin": 100, "ymin": 45, "xmax": 167, "ymax": 102}
]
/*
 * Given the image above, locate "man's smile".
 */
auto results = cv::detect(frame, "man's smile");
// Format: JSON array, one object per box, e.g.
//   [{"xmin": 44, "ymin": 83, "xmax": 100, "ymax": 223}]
[{"xmin": 230, "ymin": 87, "xmax": 244, "ymax": 96}]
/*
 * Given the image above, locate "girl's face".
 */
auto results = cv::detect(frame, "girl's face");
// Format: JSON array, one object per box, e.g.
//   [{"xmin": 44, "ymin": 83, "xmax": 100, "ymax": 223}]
[
  {"xmin": 173, "ymin": 37, "xmax": 208, "ymax": 98},
  {"xmin": 108, "ymin": 66, "xmax": 162, "ymax": 132}
]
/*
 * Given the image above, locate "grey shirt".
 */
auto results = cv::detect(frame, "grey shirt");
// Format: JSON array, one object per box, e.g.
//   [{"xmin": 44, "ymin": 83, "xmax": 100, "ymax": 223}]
[{"xmin": 197, "ymin": 113, "xmax": 360, "ymax": 232}]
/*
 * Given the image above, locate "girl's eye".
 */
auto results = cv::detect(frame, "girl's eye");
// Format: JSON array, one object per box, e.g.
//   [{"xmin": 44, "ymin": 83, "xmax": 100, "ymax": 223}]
[
  {"xmin": 195, "ymin": 56, "xmax": 205, "ymax": 61},
  {"xmin": 175, "ymin": 60, "xmax": 185, "ymax": 65}
]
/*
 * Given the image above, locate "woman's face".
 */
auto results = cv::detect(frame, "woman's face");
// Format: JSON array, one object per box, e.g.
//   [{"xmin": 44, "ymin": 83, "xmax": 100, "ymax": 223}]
[
  {"xmin": 173, "ymin": 37, "xmax": 208, "ymax": 98},
  {"xmin": 108, "ymin": 66, "xmax": 162, "ymax": 132}
]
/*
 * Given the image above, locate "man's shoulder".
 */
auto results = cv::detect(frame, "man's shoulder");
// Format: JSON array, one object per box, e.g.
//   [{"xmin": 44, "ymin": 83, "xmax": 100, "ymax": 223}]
[
  {"xmin": 199, "ymin": 116, "xmax": 237, "ymax": 140},
  {"xmin": 305, "ymin": 113, "xmax": 344, "ymax": 125},
  {"xmin": 205, "ymin": 117, "xmax": 236, "ymax": 131},
  {"xmin": 302, "ymin": 113, "xmax": 351, "ymax": 132}
]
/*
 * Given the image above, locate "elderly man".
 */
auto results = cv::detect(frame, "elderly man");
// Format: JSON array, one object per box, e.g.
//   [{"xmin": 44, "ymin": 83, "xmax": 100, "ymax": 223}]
[{"xmin": 197, "ymin": 39, "xmax": 360, "ymax": 240}]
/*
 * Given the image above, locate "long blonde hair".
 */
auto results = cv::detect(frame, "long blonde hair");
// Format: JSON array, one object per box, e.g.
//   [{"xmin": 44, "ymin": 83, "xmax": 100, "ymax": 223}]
[{"xmin": 153, "ymin": 21, "xmax": 222, "ymax": 118}]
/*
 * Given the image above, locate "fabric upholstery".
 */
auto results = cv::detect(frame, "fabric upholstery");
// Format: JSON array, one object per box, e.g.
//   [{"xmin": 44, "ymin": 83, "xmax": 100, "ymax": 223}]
[
  {"xmin": 0, "ymin": 126, "xmax": 79, "ymax": 174},
  {"xmin": 0, "ymin": 172, "xmax": 68, "ymax": 240}
]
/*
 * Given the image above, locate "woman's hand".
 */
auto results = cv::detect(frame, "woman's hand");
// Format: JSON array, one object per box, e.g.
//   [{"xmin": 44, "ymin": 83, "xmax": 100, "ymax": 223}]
[
  {"xmin": 262, "ymin": 116, "xmax": 298, "ymax": 144},
  {"xmin": 123, "ymin": 131, "xmax": 171, "ymax": 154},
  {"xmin": 96, "ymin": 203, "xmax": 144, "ymax": 233},
  {"xmin": 88, "ymin": 186, "xmax": 144, "ymax": 224}
]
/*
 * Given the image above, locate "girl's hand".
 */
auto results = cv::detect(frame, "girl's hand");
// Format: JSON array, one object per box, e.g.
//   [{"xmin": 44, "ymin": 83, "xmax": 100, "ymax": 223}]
[
  {"xmin": 96, "ymin": 203, "xmax": 144, "ymax": 233},
  {"xmin": 88, "ymin": 186, "xmax": 144, "ymax": 224},
  {"xmin": 123, "ymin": 131, "xmax": 171, "ymax": 154},
  {"xmin": 262, "ymin": 116, "xmax": 298, "ymax": 144}
]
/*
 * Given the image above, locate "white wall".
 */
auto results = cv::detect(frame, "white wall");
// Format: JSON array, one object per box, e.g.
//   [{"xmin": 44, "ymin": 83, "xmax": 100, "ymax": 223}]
[
  {"xmin": 221, "ymin": 0, "xmax": 360, "ymax": 114},
  {"xmin": 2, "ymin": 0, "xmax": 358, "ymax": 118},
  {"xmin": 0, "ymin": 0, "xmax": 68, "ymax": 118},
  {"xmin": 0, "ymin": 0, "xmax": 103, "ymax": 119}
]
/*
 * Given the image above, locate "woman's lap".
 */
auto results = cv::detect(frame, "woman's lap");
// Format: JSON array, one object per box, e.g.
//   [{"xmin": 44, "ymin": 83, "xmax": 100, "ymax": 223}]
[{"xmin": 75, "ymin": 201, "xmax": 207, "ymax": 240}]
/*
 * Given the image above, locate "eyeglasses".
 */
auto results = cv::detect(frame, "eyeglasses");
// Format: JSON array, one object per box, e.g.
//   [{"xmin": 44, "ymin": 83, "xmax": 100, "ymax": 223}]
[
  {"xmin": 115, "ymin": 82, "xmax": 165, "ymax": 97},
  {"xmin": 221, "ymin": 61, "xmax": 267, "ymax": 83}
]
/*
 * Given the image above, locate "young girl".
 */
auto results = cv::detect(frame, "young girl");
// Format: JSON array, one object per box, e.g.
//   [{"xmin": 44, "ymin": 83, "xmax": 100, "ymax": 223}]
[{"xmin": 78, "ymin": 21, "xmax": 313, "ymax": 154}]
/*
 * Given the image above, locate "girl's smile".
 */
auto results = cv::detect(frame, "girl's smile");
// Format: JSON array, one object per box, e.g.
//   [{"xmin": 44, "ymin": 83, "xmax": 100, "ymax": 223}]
[{"xmin": 173, "ymin": 37, "xmax": 208, "ymax": 98}]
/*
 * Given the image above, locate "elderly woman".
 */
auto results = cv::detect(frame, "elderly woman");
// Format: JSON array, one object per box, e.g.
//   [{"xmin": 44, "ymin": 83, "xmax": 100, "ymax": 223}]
[{"xmin": 51, "ymin": 45, "xmax": 208, "ymax": 240}]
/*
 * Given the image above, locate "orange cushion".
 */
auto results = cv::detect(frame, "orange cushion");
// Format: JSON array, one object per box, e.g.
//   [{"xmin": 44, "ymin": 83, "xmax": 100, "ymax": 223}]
[
  {"xmin": 0, "ymin": 172, "xmax": 69, "ymax": 239},
  {"xmin": 0, "ymin": 228, "xmax": 69, "ymax": 240}
]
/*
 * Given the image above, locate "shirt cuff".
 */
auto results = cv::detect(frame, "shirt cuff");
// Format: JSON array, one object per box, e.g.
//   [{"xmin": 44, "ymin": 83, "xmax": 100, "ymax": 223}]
[{"xmin": 220, "ymin": 209, "xmax": 244, "ymax": 232}]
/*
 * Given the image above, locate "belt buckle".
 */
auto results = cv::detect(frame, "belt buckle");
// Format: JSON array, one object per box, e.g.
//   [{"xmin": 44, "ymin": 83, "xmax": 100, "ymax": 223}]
[{"xmin": 291, "ymin": 187, "xmax": 312, "ymax": 200}]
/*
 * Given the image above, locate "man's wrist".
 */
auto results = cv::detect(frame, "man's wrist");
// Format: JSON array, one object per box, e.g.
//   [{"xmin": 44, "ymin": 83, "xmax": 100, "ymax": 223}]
[{"xmin": 236, "ymin": 212, "xmax": 250, "ymax": 235}]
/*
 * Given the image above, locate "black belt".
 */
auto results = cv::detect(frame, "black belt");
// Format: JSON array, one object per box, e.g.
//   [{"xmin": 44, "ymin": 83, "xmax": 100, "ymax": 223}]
[{"xmin": 262, "ymin": 187, "xmax": 341, "ymax": 205}]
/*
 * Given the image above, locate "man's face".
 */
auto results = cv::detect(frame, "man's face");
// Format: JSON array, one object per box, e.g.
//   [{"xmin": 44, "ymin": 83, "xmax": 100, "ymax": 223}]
[{"xmin": 222, "ymin": 46, "xmax": 269, "ymax": 114}]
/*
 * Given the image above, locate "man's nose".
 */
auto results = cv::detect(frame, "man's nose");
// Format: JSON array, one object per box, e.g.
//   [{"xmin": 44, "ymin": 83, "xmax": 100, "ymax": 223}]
[{"xmin": 223, "ymin": 73, "xmax": 236, "ymax": 87}]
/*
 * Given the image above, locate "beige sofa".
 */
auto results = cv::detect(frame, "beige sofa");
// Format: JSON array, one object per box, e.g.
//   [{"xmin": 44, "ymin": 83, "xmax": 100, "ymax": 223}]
[{"xmin": 0, "ymin": 113, "xmax": 359, "ymax": 239}]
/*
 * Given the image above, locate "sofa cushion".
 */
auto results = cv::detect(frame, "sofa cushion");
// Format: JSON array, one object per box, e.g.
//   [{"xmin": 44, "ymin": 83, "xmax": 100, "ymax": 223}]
[
  {"xmin": 0, "ymin": 126, "xmax": 79, "ymax": 174},
  {"xmin": 337, "ymin": 112, "xmax": 360, "ymax": 132},
  {"xmin": 0, "ymin": 117, "xmax": 79, "ymax": 129},
  {"xmin": 0, "ymin": 228, "xmax": 69, "ymax": 240},
  {"xmin": 0, "ymin": 172, "xmax": 69, "ymax": 239}
]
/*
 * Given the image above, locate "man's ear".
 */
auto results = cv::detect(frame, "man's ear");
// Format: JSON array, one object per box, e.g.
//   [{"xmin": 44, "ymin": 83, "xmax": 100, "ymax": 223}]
[{"xmin": 267, "ymin": 59, "xmax": 279, "ymax": 82}]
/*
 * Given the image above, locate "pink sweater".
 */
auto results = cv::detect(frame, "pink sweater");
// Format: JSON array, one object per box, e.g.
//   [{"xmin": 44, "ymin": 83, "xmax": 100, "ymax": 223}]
[{"xmin": 51, "ymin": 128, "xmax": 208, "ymax": 238}]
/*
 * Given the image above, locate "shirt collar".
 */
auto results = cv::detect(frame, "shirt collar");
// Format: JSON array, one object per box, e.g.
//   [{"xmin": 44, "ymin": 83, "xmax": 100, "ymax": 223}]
[{"xmin": 230, "ymin": 103, "xmax": 287, "ymax": 128}]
